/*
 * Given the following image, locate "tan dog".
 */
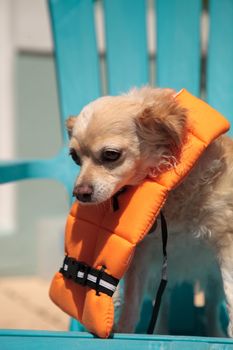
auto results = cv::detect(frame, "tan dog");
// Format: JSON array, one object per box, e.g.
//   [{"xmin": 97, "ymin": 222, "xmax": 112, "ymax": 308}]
[{"xmin": 67, "ymin": 87, "xmax": 233, "ymax": 337}]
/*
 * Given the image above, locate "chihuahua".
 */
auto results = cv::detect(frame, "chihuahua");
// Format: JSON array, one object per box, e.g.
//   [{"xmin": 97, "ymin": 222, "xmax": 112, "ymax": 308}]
[{"xmin": 66, "ymin": 87, "xmax": 233, "ymax": 337}]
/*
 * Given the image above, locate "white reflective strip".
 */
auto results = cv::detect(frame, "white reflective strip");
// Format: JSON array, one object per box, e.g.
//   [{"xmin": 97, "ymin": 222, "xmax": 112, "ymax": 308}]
[
  {"xmin": 99, "ymin": 279, "xmax": 116, "ymax": 292},
  {"xmin": 76, "ymin": 271, "xmax": 116, "ymax": 293},
  {"xmin": 87, "ymin": 274, "xmax": 97, "ymax": 283},
  {"xmin": 64, "ymin": 264, "xmax": 68, "ymax": 271}
]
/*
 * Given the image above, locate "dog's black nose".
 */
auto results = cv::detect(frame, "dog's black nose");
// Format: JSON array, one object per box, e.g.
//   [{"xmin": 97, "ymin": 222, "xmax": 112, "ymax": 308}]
[{"xmin": 73, "ymin": 184, "xmax": 94, "ymax": 203}]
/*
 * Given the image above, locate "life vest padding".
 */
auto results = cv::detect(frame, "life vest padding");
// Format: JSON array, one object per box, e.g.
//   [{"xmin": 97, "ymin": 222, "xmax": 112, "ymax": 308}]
[{"xmin": 49, "ymin": 89, "xmax": 230, "ymax": 338}]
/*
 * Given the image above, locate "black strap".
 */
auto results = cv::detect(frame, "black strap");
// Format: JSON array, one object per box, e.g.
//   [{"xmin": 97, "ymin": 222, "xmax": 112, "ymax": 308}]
[
  {"xmin": 147, "ymin": 211, "xmax": 168, "ymax": 334},
  {"xmin": 95, "ymin": 266, "xmax": 106, "ymax": 296},
  {"xmin": 112, "ymin": 187, "xmax": 127, "ymax": 211},
  {"xmin": 59, "ymin": 256, "xmax": 119, "ymax": 297}
]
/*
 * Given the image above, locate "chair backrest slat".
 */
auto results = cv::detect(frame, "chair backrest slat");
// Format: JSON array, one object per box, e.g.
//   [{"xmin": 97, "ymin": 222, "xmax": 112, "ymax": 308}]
[
  {"xmin": 207, "ymin": 0, "xmax": 233, "ymax": 131},
  {"xmin": 49, "ymin": 0, "xmax": 101, "ymax": 141},
  {"xmin": 104, "ymin": 0, "xmax": 148, "ymax": 95},
  {"xmin": 156, "ymin": 0, "xmax": 202, "ymax": 96}
]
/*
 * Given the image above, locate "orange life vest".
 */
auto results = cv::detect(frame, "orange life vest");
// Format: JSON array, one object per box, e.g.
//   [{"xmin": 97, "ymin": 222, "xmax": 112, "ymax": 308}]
[{"xmin": 49, "ymin": 89, "xmax": 230, "ymax": 338}]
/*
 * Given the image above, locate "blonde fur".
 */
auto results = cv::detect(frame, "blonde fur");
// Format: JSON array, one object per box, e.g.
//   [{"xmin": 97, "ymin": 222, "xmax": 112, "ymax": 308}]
[{"xmin": 67, "ymin": 86, "xmax": 233, "ymax": 337}]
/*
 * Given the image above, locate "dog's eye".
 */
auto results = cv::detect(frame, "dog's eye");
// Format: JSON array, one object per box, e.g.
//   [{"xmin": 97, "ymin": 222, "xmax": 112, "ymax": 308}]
[
  {"xmin": 101, "ymin": 149, "xmax": 121, "ymax": 162},
  {"xmin": 69, "ymin": 149, "xmax": 81, "ymax": 166}
]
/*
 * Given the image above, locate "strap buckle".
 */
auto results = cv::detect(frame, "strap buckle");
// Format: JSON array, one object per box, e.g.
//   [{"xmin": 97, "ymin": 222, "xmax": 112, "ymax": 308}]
[
  {"xmin": 61, "ymin": 257, "xmax": 90, "ymax": 285},
  {"xmin": 61, "ymin": 256, "xmax": 78, "ymax": 280}
]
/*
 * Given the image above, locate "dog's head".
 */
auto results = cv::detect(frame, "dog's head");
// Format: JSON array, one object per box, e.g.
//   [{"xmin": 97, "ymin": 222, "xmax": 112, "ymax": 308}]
[{"xmin": 67, "ymin": 87, "xmax": 187, "ymax": 204}]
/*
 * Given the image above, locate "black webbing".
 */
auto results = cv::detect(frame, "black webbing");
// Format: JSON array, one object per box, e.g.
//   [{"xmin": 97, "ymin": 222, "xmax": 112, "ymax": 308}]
[
  {"xmin": 59, "ymin": 256, "xmax": 119, "ymax": 297},
  {"xmin": 147, "ymin": 211, "xmax": 168, "ymax": 334},
  {"xmin": 112, "ymin": 187, "xmax": 127, "ymax": 211},
  {"xmin": 95, "ymin": 266, "xmax": 106, "ymax": 296}
]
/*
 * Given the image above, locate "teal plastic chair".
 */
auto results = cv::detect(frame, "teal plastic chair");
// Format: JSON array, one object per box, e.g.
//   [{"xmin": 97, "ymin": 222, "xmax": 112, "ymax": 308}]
[{"xmin": 1, "ymin": 0, "xmax": 233, "ymax": 348}]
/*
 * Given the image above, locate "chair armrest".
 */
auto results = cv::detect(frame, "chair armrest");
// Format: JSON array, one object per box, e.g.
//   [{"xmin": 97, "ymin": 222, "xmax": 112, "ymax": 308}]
[
  {"xmin": 0, "ymin": 147, "xmax": 78, "ymax": 194},
  {"xmin": 0, "ymin": 330, "xmax": 232, "ymax": 349}
]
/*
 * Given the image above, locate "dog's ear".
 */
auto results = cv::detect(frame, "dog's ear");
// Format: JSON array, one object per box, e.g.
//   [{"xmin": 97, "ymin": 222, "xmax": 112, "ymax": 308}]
[
  {"xmin": 135, "ymin": 95, "xmax": 187, "ymax": 155},
  {"xmin": 66, "ymin": 116, "xmax": 76, "ymax": 138}
]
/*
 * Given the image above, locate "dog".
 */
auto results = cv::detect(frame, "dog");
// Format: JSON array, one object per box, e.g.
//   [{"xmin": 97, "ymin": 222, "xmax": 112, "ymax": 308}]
[{"xmin": 66, "ymin": 86, "xmax": 233, "ymax": 337}]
